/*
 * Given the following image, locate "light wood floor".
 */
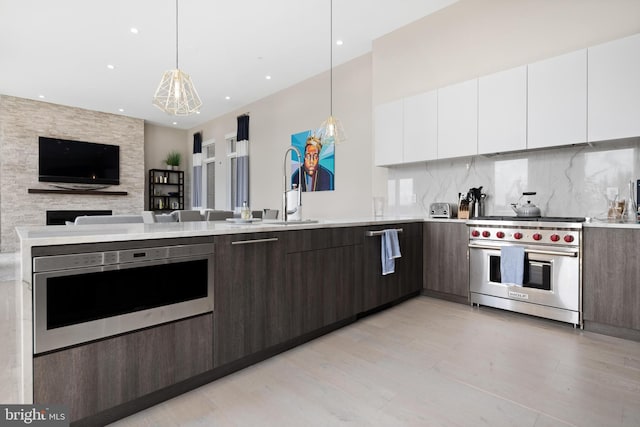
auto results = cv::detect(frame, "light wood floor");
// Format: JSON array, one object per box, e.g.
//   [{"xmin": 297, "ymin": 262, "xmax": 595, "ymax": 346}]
[{"xmin": 109, "ymin": 297, "xmax": 640, "ymax": 427}]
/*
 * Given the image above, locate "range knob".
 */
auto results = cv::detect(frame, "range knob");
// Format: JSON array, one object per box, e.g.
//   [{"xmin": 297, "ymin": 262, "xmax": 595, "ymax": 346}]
[
  {"xmin": 482, "ymin": 231, "xmax": 491, "ymax": 238},
  {"xmin": 564, "ymin": 235, "xmax": 574, "ymax": 243},
  {"xmin": 533, "ymin": 233, "xmax": 542, "ymax": 241},
  {"xmin": 471, "ymin": 230, "xmax": 480, "ymax": 237},
  {"xmin": 550, "ymin": 234, "xmax": 560, "ymax": 242},
  {"xmin": 496, "ymin": 231, "xmax": 505, "ymax": 238},
  {"xmin": 513, "ymin": 232, "xmax": 523, "ymax": 240}
]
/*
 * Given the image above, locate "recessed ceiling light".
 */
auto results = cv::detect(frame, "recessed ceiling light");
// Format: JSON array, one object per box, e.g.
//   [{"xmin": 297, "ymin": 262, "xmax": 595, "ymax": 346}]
[
  {"xmin": 265, "ymin": 75, "xmax": 271, "ymax": 80},
  {"xmin": 118, "ymin": 108, "xmax": 124, "ymax": 112},
  {"xmin": 196, "ymin": 111, "xmax": 201, "ymax": 114},
  {"xmin": 225, "ymin": 96, "xmax": 231, "ymax": 100},
  {"xmin": 107, "ymin": 64, "xmax": 115, "ymax": 70},
  {"xmin": 172, "ymin": 121, "xmax": 178, "ymax": 125},
  {"xmin": 38, "ymin": 94, "xmax": 45, "ymax": 99},
  {"xmin": 130, "ymin": 27, "xmax": 139, "ymax": 34},
  {"xmin": 336, "ymin": 40, "xmax": 343, "ymax": 46}
]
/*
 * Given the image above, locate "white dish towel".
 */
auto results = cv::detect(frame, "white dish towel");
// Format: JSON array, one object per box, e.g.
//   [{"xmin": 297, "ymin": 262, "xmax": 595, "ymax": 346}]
[
  {"xmin": 500, "ymin": 245, "xmax": 525, "ymax": 286},
  {"xmin": 381, "ymin": 229, "xmax": 402, "ymax": 275}
]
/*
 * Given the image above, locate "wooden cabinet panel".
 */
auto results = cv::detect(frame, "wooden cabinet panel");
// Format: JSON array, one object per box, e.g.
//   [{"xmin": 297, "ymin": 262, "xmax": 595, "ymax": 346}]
[
  {"xmin": 588, "ymin": 33, "xmax": 640, "ymax": 142},
  {"xmin": 403, "ymin": 90, "xmax": 438, "ymax": 162},
  {"xmin": 478, "ymin": 66, "xmax": 527, "ymax": 154},
  {"xmin": 286, "ymin": 245, "xmax": 360, "ymax": 336},
  {"xmin": 424, "ymin": 222, "xmax": 469, "ymax": 300},
  {"xmin": 583, "ymin": 227, "xmax": 640, "ymax": 330},
  {"xmin": 361, "ymin": 222, "xmax": 423, "ymax": 312},
  {"xmin": 374, "ymin": 99, "xmax": 404, "ymax": 166},
  {"xmin": 437, "ymin": 79, "xmax": 478, "ymax": 159},
  {"xmin": 213, "ymin": 232, "xmax": 285, "ymax": 367},
  {"xmin": 527, "ymin": 49, "xmax": 587, "ymax": 149},
  {"xmin": 33, "ymin": 314, "xmax": 213, "ymax": 422}
]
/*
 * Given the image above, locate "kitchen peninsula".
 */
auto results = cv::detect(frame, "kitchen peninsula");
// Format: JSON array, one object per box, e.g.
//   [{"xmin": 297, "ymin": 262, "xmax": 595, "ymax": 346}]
[{"xmin": 16, "ymin": 218, "xmax": 423, "ymax": 426}]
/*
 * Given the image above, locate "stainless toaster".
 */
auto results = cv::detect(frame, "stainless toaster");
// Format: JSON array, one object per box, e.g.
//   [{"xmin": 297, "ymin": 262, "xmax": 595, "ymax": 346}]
[{"xmin": 429, "ymin": 202, "xmax": 457, "ymax": 218}]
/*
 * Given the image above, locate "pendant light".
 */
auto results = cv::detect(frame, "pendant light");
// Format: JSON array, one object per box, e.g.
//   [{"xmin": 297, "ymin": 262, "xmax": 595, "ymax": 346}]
[
  {"xmin": 318, "ymin": 0, "xmax": 346, "ymax": 144},
  {"xmin": 153, "ymin": 0, "xmax": 202, "ymax": 115}
]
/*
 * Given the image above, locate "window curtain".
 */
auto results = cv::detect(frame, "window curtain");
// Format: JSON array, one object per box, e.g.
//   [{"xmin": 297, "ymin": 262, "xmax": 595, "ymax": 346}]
[
  {"xmin": 235, "ymin": 115, "xmax": 250, "ymax": 207},
  {"xmin": 192, "ymin": 132, "xmax": 202, "ymax": 208}
]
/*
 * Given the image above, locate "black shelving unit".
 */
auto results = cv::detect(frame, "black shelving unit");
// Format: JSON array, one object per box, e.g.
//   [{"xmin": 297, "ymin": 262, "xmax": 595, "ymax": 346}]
[{"xmin": 149, "ymin": 169, "xmax": 184, "ymax": 212}]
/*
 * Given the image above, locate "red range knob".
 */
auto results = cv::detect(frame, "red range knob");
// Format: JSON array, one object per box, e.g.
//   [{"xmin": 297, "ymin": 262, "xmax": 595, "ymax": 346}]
[
  {"xmin": 533, "ymin": 233, "xmax": 542, "ymax": 241},
  {"xmin": 550, "ymin": 234, "xmax": 560, "ymax": 242},
  {"xmin": 513, "ymin": 232, "xmax": 523, "ymax": 240},
  {"xmin": 482, "ymin": 231, "xmax": 491, "ymax": 238},
  {"xmin": 496, "ymin": 231, "xmax": 505, "ymax": 238},
  {"xmin": 471, "ymin": 230, "xmax": 480, "ymax": 237},
  {"xmin": 564, "ymin": 235, "xmax": 574, "ymax": 243}
]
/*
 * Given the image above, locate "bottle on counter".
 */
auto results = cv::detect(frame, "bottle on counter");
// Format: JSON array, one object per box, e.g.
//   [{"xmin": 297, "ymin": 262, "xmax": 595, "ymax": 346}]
[
  {"xmin": 623, "ymin": 180, "xmax": 637, "ymax": 223},
  {"xmin": 241, "ymin": 201, "xmax": 251, "ymax": 220}
]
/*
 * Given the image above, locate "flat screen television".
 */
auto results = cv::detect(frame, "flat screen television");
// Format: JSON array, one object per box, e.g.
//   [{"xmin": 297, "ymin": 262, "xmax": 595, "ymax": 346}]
[{"xmin": 38, "ymin": 137, "xmax": 120, "ymax": 187}]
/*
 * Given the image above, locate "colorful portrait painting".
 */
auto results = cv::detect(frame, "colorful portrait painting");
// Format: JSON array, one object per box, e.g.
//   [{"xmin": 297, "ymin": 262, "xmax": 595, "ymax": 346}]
[{"xmin": 290, "ymin": 130, "xmax": 335, "ymax": 192}]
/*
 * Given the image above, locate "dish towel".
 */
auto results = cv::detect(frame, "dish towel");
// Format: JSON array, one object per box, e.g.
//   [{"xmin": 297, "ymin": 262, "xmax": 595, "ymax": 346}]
[
  {"xmin": 381, "ymin": 229, "xmax": 402, "ymax": 275},
  {"xmin": 500, "ymin": 245, "xmax": 525, "ymax": 286}
]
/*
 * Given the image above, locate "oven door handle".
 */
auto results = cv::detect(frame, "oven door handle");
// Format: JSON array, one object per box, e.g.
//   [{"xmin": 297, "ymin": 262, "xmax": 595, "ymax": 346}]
[{"xmin": 467, "ymin": 243, "xmax": 578, "ymax": 258}]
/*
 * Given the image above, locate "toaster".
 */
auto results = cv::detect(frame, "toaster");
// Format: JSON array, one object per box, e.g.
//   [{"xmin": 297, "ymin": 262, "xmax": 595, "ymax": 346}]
[{"xmin": 429, "ymin": 202, "xmax": 457, "ymax": 219}]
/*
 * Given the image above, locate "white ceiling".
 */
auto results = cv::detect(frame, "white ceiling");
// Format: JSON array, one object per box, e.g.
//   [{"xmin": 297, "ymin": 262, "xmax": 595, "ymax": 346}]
[{"xmin": 0, "ymin": 0, "xmax": 457, "ymax": 129}]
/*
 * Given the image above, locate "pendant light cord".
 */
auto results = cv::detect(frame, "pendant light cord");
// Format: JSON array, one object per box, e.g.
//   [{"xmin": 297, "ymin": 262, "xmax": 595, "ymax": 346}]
[{"xmin": 175, "ymin": 0, "xmax": 179, "ymax": 69}]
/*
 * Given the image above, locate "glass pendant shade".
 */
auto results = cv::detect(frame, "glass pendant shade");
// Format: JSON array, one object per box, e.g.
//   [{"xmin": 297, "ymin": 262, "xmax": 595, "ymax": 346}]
[
  {"xmin": 153, "ymin": 69, "xmax": 202, "ymax": 115},
  {"xmin": 318, "ymin": 115, "xmax": 346, "ymax": 145}
]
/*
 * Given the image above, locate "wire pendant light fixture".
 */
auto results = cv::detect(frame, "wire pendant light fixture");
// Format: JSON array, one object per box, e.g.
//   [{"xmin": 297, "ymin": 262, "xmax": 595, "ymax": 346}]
[
  {"xmin": 318, "ymin": 0, "xmax": 346, "ymax": 144},
  {"xmin": 153, "ymin": 0, "xmax": 202, "ymax": 116}
]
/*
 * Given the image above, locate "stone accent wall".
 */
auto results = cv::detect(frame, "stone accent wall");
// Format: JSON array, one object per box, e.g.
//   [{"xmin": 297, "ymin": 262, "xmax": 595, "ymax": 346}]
[{"xmin": 0, "ymin": 96, "xmax": 144, "ymax": 252}]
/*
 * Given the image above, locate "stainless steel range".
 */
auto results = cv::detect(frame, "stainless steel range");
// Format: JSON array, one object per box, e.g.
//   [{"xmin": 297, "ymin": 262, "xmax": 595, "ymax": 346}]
[{"xmin": 467, "ymin": 216, "xmax": 585, "ymax": 327}]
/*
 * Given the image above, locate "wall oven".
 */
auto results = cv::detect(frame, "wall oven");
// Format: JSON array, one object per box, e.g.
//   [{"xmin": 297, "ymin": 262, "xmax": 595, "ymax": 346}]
[
  {"xmin": 32, "ymin": 238, "xmax": 214, "ymax": 354},
  {"xmin": 467, "ymin": 218, "xmax": 583, "ymax": 327}
]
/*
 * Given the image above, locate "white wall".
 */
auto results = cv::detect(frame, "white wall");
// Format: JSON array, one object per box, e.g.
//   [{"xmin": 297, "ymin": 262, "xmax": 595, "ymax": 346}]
[{"xmin": 188, "ymin": 54, "xmax": 373, "ymax": 219}]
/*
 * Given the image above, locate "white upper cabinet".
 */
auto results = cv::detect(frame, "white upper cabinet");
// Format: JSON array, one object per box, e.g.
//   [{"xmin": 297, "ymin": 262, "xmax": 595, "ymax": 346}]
[
  {"xmin": 403, "ymin": 90, "xmax": 438, "ymax": 162},
  {"xmin": 374, "ymin": 99, "xmax": 403, "ymax": 166},
  {"xmin": 527, "ymin": 49, "xmax": 587, "ymax": 149},
  {"xmin": 588, "ymin": 33, "xmax": 640, "ymax": 143},
  {"xmin": 437, "ymin": 79, "xmax": 478, "ymax": 159},
  {"xmin": 478, "ymin": 66, "xmax": 527, "ymax": 154}
]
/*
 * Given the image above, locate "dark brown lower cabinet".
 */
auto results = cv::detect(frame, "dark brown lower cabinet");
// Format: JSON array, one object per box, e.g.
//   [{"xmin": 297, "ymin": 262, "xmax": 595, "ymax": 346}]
[
  {"xmin": 423, "ymin": 221, "xmax": 470, "ymax": 302},
  {"xmin": 33, "ymin": 314, "xmax": 213, "ymax": 423},
  {"xmin": 361, "ymin": 222, "xmax": 423, "ymax": 312},
  {"xmin": 213, "ymin": 232, "xmax": 286, "ymax": 368},
  {"xmin": 285, "ymin": 227, "xmax": 362, "ymax": 337},
  {"xmin": 583, "ymin": 227, "xmax": 640, "ymax": 332}
]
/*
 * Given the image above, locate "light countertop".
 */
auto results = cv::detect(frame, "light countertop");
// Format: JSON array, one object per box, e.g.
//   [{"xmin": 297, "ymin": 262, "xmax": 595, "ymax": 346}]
[{"xmin": 15, "ymin": 216, "xmax": 425, "ymax": 248}]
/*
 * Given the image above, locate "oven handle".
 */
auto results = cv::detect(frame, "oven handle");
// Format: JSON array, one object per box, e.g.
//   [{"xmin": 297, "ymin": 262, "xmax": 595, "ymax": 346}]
[{"xmin": 467, "ymin": 243, "xmax": 578, "ymax": 258}]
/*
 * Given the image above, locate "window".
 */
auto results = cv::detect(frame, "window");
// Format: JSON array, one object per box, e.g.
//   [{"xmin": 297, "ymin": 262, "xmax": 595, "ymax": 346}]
[
  {"xmin": 202, "ymin": 139, "xmax": 216, "ymax": 209},
  {"xmin": 226, "ymin": 134, "xmax": 238, "ymax": 211}
]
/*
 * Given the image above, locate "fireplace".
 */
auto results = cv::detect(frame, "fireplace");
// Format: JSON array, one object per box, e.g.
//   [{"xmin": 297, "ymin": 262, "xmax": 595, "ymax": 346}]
[{"xmin": 46, "ymin": 210, "xmax": 112, "ymax": 225}]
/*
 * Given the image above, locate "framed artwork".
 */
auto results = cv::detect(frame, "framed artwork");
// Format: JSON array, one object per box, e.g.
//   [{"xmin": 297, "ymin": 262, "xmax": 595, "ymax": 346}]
[{"xmin": 290, "ymin": 130, "xmax": 335, "ymax": 192}]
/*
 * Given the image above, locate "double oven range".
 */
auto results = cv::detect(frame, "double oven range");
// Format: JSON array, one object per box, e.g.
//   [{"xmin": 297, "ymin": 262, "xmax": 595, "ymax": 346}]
[{"xmin": 467, "ymin": 216, "xmax": 585, "ymax": 327}]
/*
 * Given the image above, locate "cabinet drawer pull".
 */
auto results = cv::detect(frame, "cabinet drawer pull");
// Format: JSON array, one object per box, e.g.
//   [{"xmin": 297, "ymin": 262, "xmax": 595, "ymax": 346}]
[
  {"xmin": 365, "ymin": 228, "xmax": 403, "ymax": 237},
  {"xmin": 231, "ymin": 237, "xmax": 279, "ymax": 245}
]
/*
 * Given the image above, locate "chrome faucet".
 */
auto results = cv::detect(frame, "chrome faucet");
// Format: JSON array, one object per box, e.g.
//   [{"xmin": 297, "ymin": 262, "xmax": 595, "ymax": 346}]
[{"xmin": 283, "ymin": 146, "xmax": 303, "ymax": 221}]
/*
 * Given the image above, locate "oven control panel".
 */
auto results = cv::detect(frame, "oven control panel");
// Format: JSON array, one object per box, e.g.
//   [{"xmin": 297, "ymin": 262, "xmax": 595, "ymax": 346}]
[{"xmin": 469, "ymin": 225, "xmax": 580, "ymax": 246}]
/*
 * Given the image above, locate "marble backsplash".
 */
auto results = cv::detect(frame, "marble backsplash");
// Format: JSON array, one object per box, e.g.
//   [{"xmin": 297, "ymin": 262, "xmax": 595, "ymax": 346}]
[{"xmin": 385, "ymin": 137, "xmax": 640, "ymax": 220}]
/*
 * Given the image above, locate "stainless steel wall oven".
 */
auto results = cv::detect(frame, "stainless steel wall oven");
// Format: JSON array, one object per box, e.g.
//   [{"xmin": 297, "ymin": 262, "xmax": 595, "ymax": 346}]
[
  {"xmin": 467, "ymin": 218, "xmax": 583, "ymax": 327},
  {"xmin": 32, "ymin": 237, "xmax": 214, "ymax": 354}
]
